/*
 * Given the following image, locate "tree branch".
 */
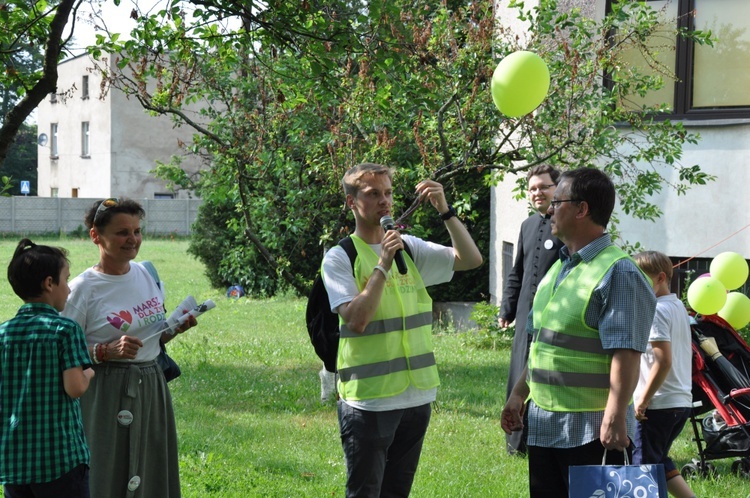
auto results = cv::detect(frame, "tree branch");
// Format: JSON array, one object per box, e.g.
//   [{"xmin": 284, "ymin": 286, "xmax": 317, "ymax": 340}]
[{"xmin": 0, "ymin": 0, "xmax": 78, "ymax": 167}]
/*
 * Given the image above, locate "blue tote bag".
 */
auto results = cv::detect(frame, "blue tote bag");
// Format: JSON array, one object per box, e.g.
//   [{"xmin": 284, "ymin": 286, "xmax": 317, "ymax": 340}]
[{"xmin": 569, "ymin": 450, "xmax": 668, "ymax": 498}]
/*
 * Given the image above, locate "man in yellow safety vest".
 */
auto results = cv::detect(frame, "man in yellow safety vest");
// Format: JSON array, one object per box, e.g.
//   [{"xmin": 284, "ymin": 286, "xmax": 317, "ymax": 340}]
[
  {"xmin": 501, "ymin": 167, "xmax": 656, "ymax": 498},
  {"xmin": 322, "ymin": 163, "xmax": 483, "ymax": 497}
]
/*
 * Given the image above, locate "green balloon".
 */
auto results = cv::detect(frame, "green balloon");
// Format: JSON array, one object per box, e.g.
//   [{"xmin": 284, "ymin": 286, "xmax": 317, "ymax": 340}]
[
  {"xmin": 718, "ymin": 292, "xmax": 750, "ymax": 330},
  {"xmin": 687, "ymin": 276, "xmax": 727, "ymax": 316},
  {"xmin": 491, "ymin": 51, "xmax": 550, "ymax": 118},
  {"xmin": 709, "ymin": 252, "xmax": 749, "ymax": 290}
]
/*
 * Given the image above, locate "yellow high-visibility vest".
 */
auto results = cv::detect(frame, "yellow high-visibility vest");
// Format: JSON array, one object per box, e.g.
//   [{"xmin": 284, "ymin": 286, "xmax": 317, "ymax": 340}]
[
  {"xmin": 335, "ymin": 235, "xmax": 440, "ymax": 401},
  {"xmin": 529, "ymin": 245, "xmax": 629, "ymax": 412}
]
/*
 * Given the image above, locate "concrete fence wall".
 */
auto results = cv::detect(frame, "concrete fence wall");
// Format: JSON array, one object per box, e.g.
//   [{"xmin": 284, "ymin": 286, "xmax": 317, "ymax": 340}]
[{"xmin": 0, "ymin": 197, "xmax": 202, "ymax": 236}]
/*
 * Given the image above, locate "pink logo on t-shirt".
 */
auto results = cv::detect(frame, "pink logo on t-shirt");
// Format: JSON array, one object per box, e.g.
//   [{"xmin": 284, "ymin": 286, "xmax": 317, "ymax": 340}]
[{"xmin": 107, "ymin": 310, "xmax": 133, "ymax": 332}]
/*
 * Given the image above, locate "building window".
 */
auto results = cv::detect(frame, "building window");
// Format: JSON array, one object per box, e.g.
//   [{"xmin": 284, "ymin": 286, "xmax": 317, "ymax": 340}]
[
  {"xmin": 50, "ymin": 188, "xmax": 58, "ymax": 198},
  {"xmin": 71, "ymin": 188, "xmax": 79, "ymax": 198},
  {"xmin": 81, "ymin": 121, "xmax": 90, "ymax": 157},
  {"xmin": 50, "ymin": 123, "xmax": 59, "ymax": 158},
  {"xmin": 82, "ymin": 75, "xmax": 89, "ymax": 99},
  {"xmin": 607, "ymin": 0, "xmax": 750, "ymax": 119},
  {"xmin": 502, "ymin": 241, "xmax": 514, "ymax": 284},
  {"xmin": 50, "ymin": 92, "xmax": 57, "ymax": 104},
  {"xmin": 154, "ymin": 193, "xmax": 176, "ymax": 199}
]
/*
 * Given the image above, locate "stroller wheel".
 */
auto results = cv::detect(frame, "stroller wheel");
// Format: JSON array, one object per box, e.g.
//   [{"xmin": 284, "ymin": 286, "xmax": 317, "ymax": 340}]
[
  {"xmin": 681, "ymin": 460, "xmax": 717, "ymax": 480},
  {"xmin": 681, "ymin": 463, "xmax": 700, "ymax": 480},
  {"xmin": 731, "ymin": 458, "xmax": 750, "ymax": 479},
  {"xmin": 703, "ymin": 461, "xmax": 718, "ymax": 478}
]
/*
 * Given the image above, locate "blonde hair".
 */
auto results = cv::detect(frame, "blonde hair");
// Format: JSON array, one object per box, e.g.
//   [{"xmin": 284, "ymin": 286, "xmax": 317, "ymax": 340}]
[
  {"xmin": 342, "ymin": 163, "xmax": 394, "ymax": 197},
  {"xmin": 634, "ymin": 250, "xmax": 674, "ymax": 281}
]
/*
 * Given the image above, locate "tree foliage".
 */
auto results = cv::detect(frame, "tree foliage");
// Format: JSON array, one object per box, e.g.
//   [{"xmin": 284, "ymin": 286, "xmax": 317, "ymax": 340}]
[
  {"xmin": 3, "ymin": 123, "xmax": 38, "ymax": 195},
  {"xmin": 0, "ymin": 0, "xmax": 81, "ymax": 170},
  {"xmin": 90, "ymin": 0, "xmax": 713, "ymax": 299}
]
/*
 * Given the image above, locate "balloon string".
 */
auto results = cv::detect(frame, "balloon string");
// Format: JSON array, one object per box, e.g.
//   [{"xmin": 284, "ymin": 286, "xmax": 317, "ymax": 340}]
[{"xmin": 673, "ymin": 223, "xmax": 750, "ymax": 269}]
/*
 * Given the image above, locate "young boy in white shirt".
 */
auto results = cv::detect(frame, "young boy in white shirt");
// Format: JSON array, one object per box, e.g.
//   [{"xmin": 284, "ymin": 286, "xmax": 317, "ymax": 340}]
[{"xmin": 633, "ymin": 251, "xmax": 696, "ymax": 498}]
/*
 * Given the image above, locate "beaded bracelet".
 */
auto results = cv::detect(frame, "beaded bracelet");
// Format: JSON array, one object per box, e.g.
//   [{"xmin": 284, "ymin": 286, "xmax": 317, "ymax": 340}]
[
  {"xmin": 91, "ymin": 344, "xmax": 101, "ymax": 365},
  {"xmin": 98, "ymin": 343, "xmax": 110, "ymax": 363}
]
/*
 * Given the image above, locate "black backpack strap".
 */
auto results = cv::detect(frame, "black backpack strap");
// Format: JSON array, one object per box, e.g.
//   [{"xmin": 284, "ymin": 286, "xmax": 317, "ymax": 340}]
[{"xmin": 338, "ymin": 236, "xmax": 357, "ymax": 271}]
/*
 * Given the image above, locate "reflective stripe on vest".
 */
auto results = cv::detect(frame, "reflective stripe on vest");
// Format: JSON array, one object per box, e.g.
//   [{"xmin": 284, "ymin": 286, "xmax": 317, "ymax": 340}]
[
  {"xmin": 336, "ymin": 235, "xmax": 440, "ymax": 401},
  {"xmin": 339, "ymin": 352, "xmax": 437, "ymax": 382},
  {"xmin": 535, "ymin": 328, "xmax": 607, "ymax": 355},
  {"xmin": 339, "ymin": 312, "xmax": 433, "ymax": 338},
  {"xmin": 529, "ymin": 245, "xmax": 628, "ymax": 412}
]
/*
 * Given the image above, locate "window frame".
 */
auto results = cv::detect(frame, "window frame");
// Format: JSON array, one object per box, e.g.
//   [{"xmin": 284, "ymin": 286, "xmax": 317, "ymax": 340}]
[
  {"xmin": 50, "ymin": 123, "xmax": 59, "ymax": 158},
  {"xmin": 82, "ymin": 75, "xmax": 90, "ymax": 100},
  {"xmin": 606, "ymin": 0, "xmax": 750, "ymax": 120},
  {"xmin": 81, "ymin": 121, "xmax": 90, "ymax": 158}
]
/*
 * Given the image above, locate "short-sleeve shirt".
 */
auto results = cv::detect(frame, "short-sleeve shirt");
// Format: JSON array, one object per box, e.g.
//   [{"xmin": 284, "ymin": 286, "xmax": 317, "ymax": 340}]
[
  {"xmin": 0, "ymin": 303, "xmax": 91, "ymax": 484},
  {"xmin": 322, "ymin": 234, "xmax": 455, "ymax": 411},
  {"xmin": 526, "ymin": 234, "xmax": 656, "ymax": 448},
  {"xmin": 633, "ymin": 294, "xmax": 693, "ymax": 409},
  {"xmin": 63, "ymin": 263, "xmax": 165, "ymax": 362}
]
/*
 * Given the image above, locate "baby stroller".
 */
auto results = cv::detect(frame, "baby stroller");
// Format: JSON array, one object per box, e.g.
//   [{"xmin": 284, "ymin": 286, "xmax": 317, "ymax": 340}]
[{"xmin": 681, "ymin": 314, "xmax": 750, "ymax": 479}]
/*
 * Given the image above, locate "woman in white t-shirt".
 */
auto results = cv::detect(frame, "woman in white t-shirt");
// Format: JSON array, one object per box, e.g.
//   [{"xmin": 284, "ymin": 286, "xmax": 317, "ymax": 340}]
[{"xmin": 63, "ymin": 198, "xmax": 197, "ymax": 498}]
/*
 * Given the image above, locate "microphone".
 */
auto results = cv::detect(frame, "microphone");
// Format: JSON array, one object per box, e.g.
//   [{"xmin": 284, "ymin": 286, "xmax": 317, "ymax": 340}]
[{"xmin": 379, "ymin": 215, "xmax": 408, "ymax": 275}]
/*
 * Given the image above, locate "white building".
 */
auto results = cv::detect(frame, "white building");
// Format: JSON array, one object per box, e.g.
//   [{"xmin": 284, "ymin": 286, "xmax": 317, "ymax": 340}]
[
  {"xmin": 491, "ymin": 0, "xmax": 750, "ymax": 304},
  {"xmin": 36, "ymin": 53, "xmax": 200, "ymax": 199}
]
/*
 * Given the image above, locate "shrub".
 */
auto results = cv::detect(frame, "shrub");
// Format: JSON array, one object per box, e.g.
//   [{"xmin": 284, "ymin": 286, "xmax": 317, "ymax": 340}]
[{"xmin": 464, "ymin": 301, "xmax": 513, "ymax": 350}]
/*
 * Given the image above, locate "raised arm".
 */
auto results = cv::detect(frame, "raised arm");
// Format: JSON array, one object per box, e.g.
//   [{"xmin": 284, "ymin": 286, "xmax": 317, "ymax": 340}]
[
  {"xmin": 331, "ymin": 229, "xmax": 402, "ymax": 335},
  {"xmin": 415, "ymin": 180, "xmax": 483, "ymax": 271}
]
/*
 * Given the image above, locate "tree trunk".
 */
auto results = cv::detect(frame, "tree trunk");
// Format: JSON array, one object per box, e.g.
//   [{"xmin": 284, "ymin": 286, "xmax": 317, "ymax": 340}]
[{"xmin": 0, "ymin": 0, "xmax": 77, "ymax": 168}]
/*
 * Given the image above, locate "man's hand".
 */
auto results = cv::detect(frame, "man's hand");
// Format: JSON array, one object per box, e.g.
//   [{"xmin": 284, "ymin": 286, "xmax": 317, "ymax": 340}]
[
  {"xmin": 601, "ymin": 349, "xmax": 641, "ymax": 451},
  {"xmin": 501, "ymin": 393, "xmax": 526, "ymax": 435},
  {"xmin": 379, "ymin": 228, "xmax": 404, "ymax": 270},
  {"xmin": 502, "ymin": 370, "xmax": 530, "ymax": 435},
  {"xmin": 415, "ymin": 180, "xmax": 449, "ymax": 214}
]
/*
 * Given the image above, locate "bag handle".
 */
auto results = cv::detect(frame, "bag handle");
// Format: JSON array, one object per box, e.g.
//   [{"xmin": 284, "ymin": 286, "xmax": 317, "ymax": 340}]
[{"xmin": 601, "ymin": 449, "xmax": 630, "ymax": 466}]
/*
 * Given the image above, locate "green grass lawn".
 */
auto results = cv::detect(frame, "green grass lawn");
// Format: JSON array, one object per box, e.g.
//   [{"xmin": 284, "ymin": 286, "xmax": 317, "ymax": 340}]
[{"xmin": 0, "ymin": 236, "xmax": 747, "ymax": 497}]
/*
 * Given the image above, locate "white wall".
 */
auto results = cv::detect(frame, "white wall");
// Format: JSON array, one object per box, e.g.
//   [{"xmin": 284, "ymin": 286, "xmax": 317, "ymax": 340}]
[
  {"xmin": 490, "ymin": 124, "xmax": 750, "ymax": 302},
  {"xmin": 615, "ymin": 124, "xmax": 750, "ymax": 258},
  {"xmin": 107, "ymin": 56, "xmax": 203, "ymax": 199},
  {"xmin": 37, "ymin": 53, "xmax": 201, "ymax": 199},
  {"xmin": 489, "ymin": 175, "xmax": 535, "ymax": 302},
  {"xmin": 489, "ymin": 0, "xmax": 750, "ymax": 302},
  {"xmin": 37, "ymin": 54, "xmax": 113, "ymax": 198}
]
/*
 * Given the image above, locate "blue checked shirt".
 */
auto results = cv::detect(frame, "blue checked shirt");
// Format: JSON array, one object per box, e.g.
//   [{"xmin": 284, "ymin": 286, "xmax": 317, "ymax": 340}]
[
  {"xmin": 525, "ymin": 234, "xmax": 656, "ymax": 448},
  {"xmin": 0, "ymin": 303, "xmax": 91, "ymax": 484}
]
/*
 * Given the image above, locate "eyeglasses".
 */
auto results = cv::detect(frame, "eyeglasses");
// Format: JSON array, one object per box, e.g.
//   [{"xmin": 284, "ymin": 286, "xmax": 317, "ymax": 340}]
[
  {"xmin": 528, "ymin": 184, "xmax": 556, "ymax": 194},
  {"xmin": 93, "ymin": 198, "xmax": 119, "ymax": 225},
  {"xmin": 549, "ymin": 199, "xmax": 580, "ymax": 209}
]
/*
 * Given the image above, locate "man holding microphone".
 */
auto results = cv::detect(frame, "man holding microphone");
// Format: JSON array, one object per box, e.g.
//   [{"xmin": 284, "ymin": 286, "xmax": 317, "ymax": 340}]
[{"xmin": 322, "ymin": 162, "xmax": 482, "ymax": 497}]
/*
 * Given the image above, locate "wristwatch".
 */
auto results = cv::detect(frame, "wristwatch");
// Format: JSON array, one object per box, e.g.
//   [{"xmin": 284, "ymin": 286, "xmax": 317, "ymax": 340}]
[{"xmin": 440, "ymin": 205, "xmax": 457, "ymax": 221}]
